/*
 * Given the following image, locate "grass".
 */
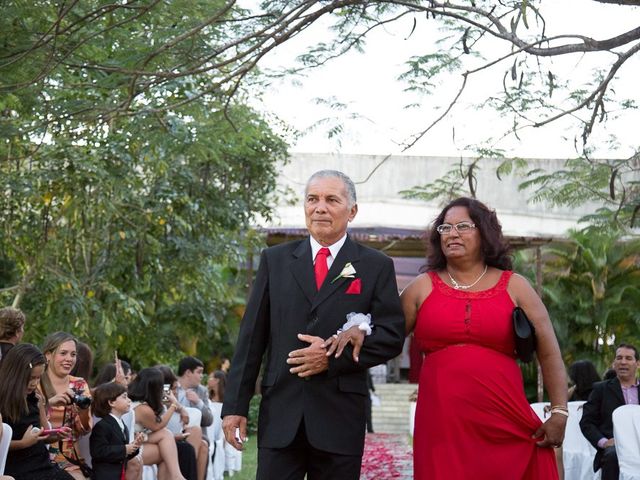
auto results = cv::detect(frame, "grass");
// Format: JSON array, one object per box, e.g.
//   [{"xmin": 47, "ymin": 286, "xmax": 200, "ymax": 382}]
[{"xmin": 229, "ymin": 434, "xmax": 257, "ymax": 479}]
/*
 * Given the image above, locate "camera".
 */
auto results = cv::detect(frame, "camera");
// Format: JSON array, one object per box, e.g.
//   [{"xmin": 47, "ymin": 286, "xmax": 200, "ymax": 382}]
[{"xmin": 70, "ymin": 382, "xmax": 92, "ymax": 410}]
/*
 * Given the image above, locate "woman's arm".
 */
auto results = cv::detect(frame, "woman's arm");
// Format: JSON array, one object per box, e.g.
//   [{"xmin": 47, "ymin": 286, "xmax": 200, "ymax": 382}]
[
  {"xmin": 510, "ymin": 273, "xmax": 567, "ymax": 447},
  {"xmin": 9, "ymin": 425, "xmax": 41, "ymax": 450},
  {"xmin": 400, "ymin": 273, "xmax": 431, "ymax": 336},
  {"xmin": 134, "ymin": 403, "xmax": 182, "ymax": 432}
]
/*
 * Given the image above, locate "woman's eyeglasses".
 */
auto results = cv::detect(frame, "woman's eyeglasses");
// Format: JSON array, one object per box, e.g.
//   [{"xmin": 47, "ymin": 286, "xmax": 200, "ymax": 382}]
[{"xmin": 436, "ymin": 221, "xmax": 476, "ymax": 235}]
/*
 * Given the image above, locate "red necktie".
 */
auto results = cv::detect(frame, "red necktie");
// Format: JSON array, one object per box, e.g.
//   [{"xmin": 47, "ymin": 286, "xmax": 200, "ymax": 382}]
[{"xmin": 314, "ymin": 247, "xmax": 330, "ymax": 290}]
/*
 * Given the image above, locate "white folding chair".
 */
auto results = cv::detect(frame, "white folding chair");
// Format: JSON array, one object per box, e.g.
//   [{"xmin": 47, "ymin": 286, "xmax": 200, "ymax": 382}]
[
  {"xmin": 529, "ymin": 402, "xmax": 550, "ymax": 422},
  {"xmin": 142, "ymin": 464, "xmax": 158, "ymax": 480},
  {"xmin": 613, "ymin": 404, "xmax": 640, "ymax": 480},
  {"xmin": 563, "ymin": 401, "xmax": 597, "ymax": 480},
  {"xmin": 184, "ymin": 407, "xmax": 202, "ymax": 428},
  {"xmin": 0, "ymin": 422, "xmax": 13, "ymax": 474},
  {"xmin": 121, "ymin": 409, "xmax": 136, "ymax": 442},
  {"xmin": 206, "ymin": 401, "xmax": 225, "ymax": 480}
]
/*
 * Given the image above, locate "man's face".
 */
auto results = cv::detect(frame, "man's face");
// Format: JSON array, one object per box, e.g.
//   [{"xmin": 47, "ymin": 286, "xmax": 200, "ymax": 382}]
[
  {"xmin": 304, "ymin": 176, "xmax": 357, "ymax": 246},
  {"xmin": 184, "ymin": 366, "xmax": 204, "ymax": 388},
  {"xmin": 613, "ymin": 347, "xmax": 640, "ymax": 383}
]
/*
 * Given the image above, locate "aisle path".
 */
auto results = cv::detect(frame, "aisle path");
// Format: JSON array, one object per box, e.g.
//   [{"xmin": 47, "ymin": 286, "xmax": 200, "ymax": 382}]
[{"xmin": 360, "ymin": 433, "xmax": 413, "ymax": 479}]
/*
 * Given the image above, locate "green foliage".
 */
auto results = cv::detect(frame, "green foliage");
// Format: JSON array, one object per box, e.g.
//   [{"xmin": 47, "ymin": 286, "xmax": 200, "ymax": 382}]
[
  {"xmin": 247, "ymin": 394, "xmax": 262, "ymax": 435},
  {"xmin": 0, "ymin": 2, "xmax": 289, "ymax": 367},
  {"xmin": 521, "ymin": 157, "xmax": 640, "ymax": 228},
  {"xmin": 541, "ymin": 228, "xmax": 640, "ymax": 369}
]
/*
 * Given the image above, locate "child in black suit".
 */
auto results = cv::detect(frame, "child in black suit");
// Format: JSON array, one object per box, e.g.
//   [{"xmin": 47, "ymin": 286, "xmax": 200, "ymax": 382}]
[{"xmin": 90, "ymin": 382, "xmax": 143, "ymax": 480}]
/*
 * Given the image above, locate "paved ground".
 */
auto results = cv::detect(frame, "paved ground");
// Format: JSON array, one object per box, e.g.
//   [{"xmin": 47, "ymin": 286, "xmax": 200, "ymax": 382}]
[{"xmin": 360, "ymin": 433, "xmax": 413, "ymax": 479}]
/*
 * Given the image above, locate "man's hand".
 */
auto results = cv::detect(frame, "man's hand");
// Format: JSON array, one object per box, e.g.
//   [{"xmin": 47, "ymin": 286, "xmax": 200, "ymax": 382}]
[
  {"xmin": 185, "ymin": 389, "xmax": 200, "ymax": 405},
  {"xmin": 222, "ymin": 415, "xmax": 248, "ymax": 451},
  {"xmin": 287, "ymin": 334, "xmax": 329, "ymax": 377},
  {"xmin": 323, "ymin": 325, "xmax": 366, "ymax": 362}
]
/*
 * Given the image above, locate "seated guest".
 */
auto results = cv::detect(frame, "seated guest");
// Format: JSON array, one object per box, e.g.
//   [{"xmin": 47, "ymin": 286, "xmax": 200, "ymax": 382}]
[
  {"xmin": 0, "ymin": 343, "xmax": 73, "ymax": 480},
  {"xmin": 156, "ymin": 365, "xmax": 200, "ymax": 480},
  {"xmin": 90, "ymin": 382, "xmax": 143, "ymax": 480},
  {"xmin": 568, "ymin": 360, "xmax": 601, "ymax": 401},
  {"xmin": 176, "ymin": 356, "xmax": 213, "ymax": 480},
  {"xmin": 207, "ymin": 370, "xmax": 225, "ymax": 404},
  {"xmin": 40, "ymin": 332, "xmax": 92, "ymax": 480},
  {"xmin": 580, "ymin": 343, "xmax": 640, "ymax": 480},
  {"xmin": 176, "ymin": 356, "xmax": 213, "ymax": 438},
  {"xmin": 69, "ymin": 341, "xmax": 94, "ymax": 383},
  {"xmin": 92, "ymin": 361, "xmax": 140, "ymax": 480},
  {"xmin": 0, "ymin": 307, "xmax": 25, "ymax": 362},
  {"xmin": 127, "ymin": 367, "xmax": 187, "ymax": 480}
]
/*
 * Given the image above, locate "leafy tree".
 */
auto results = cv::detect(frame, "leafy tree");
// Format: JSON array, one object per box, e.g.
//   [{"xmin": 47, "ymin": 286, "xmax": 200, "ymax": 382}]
[
  {"xmin": 0, "ymin": 103, "xmax": 287, "ymax": 367},
  {"xmin": 3, "ymin": 0, "xmax": 639, "ymax": 367},
  {"xmin": 540, "ymin": 228, "xmax": 640, "ymax": 368}
]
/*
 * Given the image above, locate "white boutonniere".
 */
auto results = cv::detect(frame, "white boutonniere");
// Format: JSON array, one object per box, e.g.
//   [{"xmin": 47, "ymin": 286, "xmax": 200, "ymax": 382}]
[{"xmin": 331, "ymin": 262, "xmax": 356, "ymax": 283}]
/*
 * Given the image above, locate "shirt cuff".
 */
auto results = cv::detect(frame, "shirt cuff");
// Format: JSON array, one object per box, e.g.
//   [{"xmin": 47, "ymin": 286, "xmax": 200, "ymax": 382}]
[{"xmin": 597, "ymin": 438, "xmax": 608, "ymax": 449}]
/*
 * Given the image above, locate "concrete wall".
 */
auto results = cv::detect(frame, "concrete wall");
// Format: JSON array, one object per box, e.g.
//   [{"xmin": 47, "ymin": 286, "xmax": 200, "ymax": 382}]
[{"xmin": 264, "ymin": 153, "xmax": 604, "ymax": 238}]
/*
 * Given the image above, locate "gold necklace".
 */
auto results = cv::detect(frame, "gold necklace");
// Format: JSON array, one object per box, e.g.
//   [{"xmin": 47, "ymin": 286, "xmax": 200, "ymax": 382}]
[{"xmin": 447, "ymin": 265, "xmax": 488, "ymax": 290}]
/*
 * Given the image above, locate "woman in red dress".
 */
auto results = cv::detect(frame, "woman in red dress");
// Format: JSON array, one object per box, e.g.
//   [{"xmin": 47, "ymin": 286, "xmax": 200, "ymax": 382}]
[{"xmin": 401, "ymin": 197, "xmax": 567, "ymax": 479}]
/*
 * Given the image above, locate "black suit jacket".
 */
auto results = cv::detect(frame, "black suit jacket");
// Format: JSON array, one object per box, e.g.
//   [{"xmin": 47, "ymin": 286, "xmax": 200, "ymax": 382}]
[
  {"xmin": 579, "ymin": 377, "xmax": 640, "ymax": 471},
  {"xmin": 90, "ymin": 415, "xmax": 136, "ymax": 480},
  {"xmin": 222, "ymin": 236, "xmax": 405, "ymax": 455}
]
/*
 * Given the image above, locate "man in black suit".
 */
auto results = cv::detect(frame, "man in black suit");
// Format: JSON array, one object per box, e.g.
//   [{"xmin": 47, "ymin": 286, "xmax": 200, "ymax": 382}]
[
  {"xmin": 580, "ymin": 343, "xmax": 640, "ymax": 480},
  {"xmin": 221, "ymin": 170, "xmax": 405, "ymax": 480}
]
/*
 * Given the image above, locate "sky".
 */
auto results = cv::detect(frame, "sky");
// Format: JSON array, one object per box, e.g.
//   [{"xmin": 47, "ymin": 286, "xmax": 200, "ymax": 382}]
[{"xmin": 253, "ymin": 0, "xmax": 640, "ymax": 160}]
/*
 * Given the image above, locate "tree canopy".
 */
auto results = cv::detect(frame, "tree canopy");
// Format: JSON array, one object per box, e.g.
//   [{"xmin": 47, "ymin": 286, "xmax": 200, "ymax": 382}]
[
  {"xmin": 0, "ymin": 0, "xmax": 289, "ymax": 367},
  {"xmin": 1, "ymin": 0, "xmax": 639, "ymax": 368}
]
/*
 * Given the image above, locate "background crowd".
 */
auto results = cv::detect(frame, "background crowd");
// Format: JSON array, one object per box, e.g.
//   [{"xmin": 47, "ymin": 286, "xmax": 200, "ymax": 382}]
[{"xmin": 0, "ymin": 305, "xmax": 240, "ymax": 480}]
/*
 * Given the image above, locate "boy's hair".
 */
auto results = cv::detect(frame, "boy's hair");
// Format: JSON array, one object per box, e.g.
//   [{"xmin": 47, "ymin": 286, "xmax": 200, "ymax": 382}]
[
  {"xmin": 92, "ymin": 381, "xmax": 126, "ymax": 418},
  {"xmin": 177, "ymin": 356, "xmax": 204, "ymax": 376}
]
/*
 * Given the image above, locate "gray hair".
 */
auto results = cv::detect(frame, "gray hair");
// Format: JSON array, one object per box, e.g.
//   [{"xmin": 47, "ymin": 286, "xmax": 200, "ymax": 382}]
[{"xmin": 305, "ymin": 170, "xmax": 357, "ymax": 207}]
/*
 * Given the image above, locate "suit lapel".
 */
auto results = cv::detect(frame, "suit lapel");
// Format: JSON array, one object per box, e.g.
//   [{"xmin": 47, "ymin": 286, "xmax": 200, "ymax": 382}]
[
  {"xmin": 290, "ymin": 239, "xmax": 316, "ymax": 304},
  {"xmin": 608, "ymin": 378, "xmax": 626, "ymax": 405},
  {"xmin": 311, "ymin": 236, "xmax": 360, "ymax": 311},
  {"xmin": 106, "ymin": 414, "xmax": 128, "ymax": 443}
]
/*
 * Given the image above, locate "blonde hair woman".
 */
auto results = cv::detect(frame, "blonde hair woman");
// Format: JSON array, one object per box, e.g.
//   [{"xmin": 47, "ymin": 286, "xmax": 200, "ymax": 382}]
[{"xmin": 40, "ymin": 332, "xmax": 92, "ymax": 480}]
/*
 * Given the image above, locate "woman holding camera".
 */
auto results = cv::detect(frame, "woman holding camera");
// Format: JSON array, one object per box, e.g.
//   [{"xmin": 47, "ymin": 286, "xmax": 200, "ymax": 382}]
[{"xmin": 40, "ymin": 332, "xmax": 93, "ymax": 480}]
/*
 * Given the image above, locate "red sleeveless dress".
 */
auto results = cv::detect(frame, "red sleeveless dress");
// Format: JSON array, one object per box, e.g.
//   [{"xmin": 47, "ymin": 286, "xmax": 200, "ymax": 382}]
[{"xmin": 412, "ymin": 270, "xmax": 558, "ymax": 480}]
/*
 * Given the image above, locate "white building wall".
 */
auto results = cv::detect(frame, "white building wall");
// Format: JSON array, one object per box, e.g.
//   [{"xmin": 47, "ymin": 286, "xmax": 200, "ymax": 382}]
[{"xmin": 265, "ymin": 153, "xmax": 604, "ymax": 238}]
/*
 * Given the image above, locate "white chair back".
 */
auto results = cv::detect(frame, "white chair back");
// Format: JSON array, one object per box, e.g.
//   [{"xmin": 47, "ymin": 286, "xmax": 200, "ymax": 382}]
[
  {"xmin": 563, "ymin": 401, "xmax": 597, "ymax": 480},
  {"xmin": 206, "ymin": 401, "xmax": 225, "ymax": 480},
  {"xmin": 184, "ymin": 407, "xmax": 202, "ymax": 428},
  {"xmin": 142, "ymin": 464, "xmax": 158, "ymax": 480},
  {"xmin": 121, "ymin": 409, "xmax": 136, "ymax": 442},
  {"xmin": 0, "ymin": 422, "xmax": 13, "ymax": 474},
  {"xmin": 529, "ymin": 402, "xmax": 550, "ymax": 422},
  {"xmin": 613, "ymin": 404, "xmax": 640, "ymax": 480}
]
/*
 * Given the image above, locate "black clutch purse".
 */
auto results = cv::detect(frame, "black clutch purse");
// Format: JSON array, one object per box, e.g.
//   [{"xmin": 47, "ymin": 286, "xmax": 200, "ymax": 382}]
[{"xmin": 513, "ymin": 306, "xmax": 536, "ymax": 363}]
